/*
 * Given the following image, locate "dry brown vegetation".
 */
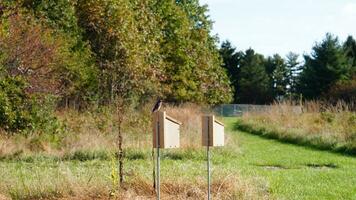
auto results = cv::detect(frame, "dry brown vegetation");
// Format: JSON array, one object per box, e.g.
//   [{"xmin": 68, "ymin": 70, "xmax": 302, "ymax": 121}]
[
  {"xmin": 114, "ymin": 176, "xmax": 267, "ymax": 200},
  {"xmin": 0, "ymin": 103, "xmax": 267, "ymax": 200},
  {"xmin": 0, "ymin": 103, "xmax": 212, "ymax": 157},
  {"xmin": 237, "ymin": 101, "xmax": 356, "ymax": 154},
  {"xmin": 0, "ymin": 175, "xmax": 267, "ymax": 200}
]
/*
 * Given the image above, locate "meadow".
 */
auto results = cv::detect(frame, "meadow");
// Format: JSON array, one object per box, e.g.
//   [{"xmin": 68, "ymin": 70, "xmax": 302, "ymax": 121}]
[
  {"xmin": 0, "ymin": 104, "xmax": 268, "ymax": 200},
  {"xmin": 1, "ymin": 103, "xmax": 356, "ymax": 199},
  {"xmin": 235, "ymin": 101, "xmax": 356, "ymax": 155}
]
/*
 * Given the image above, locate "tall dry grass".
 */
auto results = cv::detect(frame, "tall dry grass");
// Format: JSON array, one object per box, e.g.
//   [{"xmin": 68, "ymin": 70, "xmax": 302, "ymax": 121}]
[
  {"xmin": 1, "ymin": 103, "xmax": 261, "ymax": 200},
  {"xmin": 0, "ymin": 103, "xmax": 220, "ymax": 158},
  {"xmin": 165, "ymin": 103, "xmax": 211, "ymax": 148},
  {"xmin": 237, "ymin": 101, "xmax": 356, "ymax": 154},
  {"xmin": 118, "ymin": 175, "xmax": 268, "ymax": 200},
  {"xmin": 0, "ymin": 171, "xmax": 268, "ymax": 200}
]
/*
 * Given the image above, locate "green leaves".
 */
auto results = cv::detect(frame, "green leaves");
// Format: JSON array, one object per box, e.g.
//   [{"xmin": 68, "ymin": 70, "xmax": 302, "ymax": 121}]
[
  {"xmin": 0, "ymin": 0, "xmax": 234, "ymax": 122},
  {"xmin": 298, "ymin": 33, "xmax": 353, "ymax": 99},
  {"xmin": 75, "ymin": 0, "xmax": 232, "ymax": 105},
  {"xmin": 0, "ymin": 76, "xmax": 60, "ymax": 133},
  {"xmin": 158, "ymin": 1, "xmax": 232, "ymax": 104}
]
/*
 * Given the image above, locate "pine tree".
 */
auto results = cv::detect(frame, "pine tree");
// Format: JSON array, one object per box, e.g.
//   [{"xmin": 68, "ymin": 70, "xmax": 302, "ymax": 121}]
[
  {"xmin": 298, "ymin": 33, "xmax": 352, "ymax": 99},
  {"xmin": 343, "ymin": 35, "xmax": 356, "ymax": 74},
  {"xmin": 219, "ymin": 41, "xmax": 241, "ymax": 103},
  {"xmin": 238, "ymin": 49, "xmax": 271, "ymax": 104},
  {"xmin": 265, "ymin": 54, "xmax": 289, "ymax": 100},
  {"xmin": 285, "ymin": 52, "xmax": 300, "ymax": 97}
]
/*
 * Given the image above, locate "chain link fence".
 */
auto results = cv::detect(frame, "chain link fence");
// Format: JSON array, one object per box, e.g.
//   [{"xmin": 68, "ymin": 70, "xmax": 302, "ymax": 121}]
[{"xmin": 214, "ymin": 104, "xmax": 302, "ymax": 117}]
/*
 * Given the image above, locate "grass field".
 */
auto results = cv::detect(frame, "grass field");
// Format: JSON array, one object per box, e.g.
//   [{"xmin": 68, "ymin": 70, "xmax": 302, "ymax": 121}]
[
  {"xmin": 0, "ymin": 143, "xmax": 267, "ymax": 200},
  {"xmin": 1, "ymin": 108, "xmax": 356, "ymax": 199},
  {"xmin": 224, "ymin": 117, "xmax": 356, "ymax": 200}
]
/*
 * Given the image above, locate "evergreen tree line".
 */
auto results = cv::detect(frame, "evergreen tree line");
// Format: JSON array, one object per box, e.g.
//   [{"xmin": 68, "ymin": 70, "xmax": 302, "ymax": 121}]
[{"xmin": 220, "ymin": 33, "xmax": 356, "ymax": 104}]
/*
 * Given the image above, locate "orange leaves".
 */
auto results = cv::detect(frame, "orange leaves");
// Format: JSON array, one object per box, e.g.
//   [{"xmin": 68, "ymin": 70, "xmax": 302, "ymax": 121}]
[{"xmin": 0, "ymin": 13, "xmax": 62, "ymax": 94}]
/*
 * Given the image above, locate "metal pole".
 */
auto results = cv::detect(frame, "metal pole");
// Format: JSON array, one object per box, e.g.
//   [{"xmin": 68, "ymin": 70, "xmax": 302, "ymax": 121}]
[
  {"xmin": 207, "ymin": 145, "xmax": 210, "ymax": 200},
  {"xmin": 156, "ymin": 121, "xmax": 160, "ymax": 200},
  {"xmin": 207, "ymin": 117, "xmax": 211, "ymax": 200}
]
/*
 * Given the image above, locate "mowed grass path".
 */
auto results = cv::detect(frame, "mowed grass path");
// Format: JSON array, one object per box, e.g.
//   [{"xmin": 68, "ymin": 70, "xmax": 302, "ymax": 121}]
[{"xmin": 223, "ymin": 117, "xmax": 356, "ymax": 200}]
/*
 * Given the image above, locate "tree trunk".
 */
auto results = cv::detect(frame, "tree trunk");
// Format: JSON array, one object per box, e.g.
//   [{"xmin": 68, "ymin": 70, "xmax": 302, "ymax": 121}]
[{"xmin": 118, "ymin": 117, "xmax": 124, "ymax": 185}]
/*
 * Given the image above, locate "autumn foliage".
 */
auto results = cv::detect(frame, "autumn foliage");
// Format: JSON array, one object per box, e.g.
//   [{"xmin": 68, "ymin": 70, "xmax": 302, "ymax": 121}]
[{"xmin": 0, "ymin": 0, "xmax": 232, "ymax": 131}]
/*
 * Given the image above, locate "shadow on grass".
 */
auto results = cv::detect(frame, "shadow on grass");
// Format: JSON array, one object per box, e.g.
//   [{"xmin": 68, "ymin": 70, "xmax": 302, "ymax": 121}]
[
  {"xmin": 305, "ymin": 163, "xmax": 338, "ymax": 169},
  {"xmin": 254, "ymin": 163, "xmax": 292, "ymax": 170},
  {"xmin": 234, "ymin": 120, "xmax": 356, "ymax": 157},
  {"xmin": 254, "ymin": 163, "xmax": 338, "ymax": 170}
]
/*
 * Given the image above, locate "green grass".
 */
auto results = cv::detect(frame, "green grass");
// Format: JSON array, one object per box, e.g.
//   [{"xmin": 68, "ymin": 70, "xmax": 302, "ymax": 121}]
[
  {"xmin": 223, "ymin": 117, "xmax": 356, "ymax": 200},
  {"xmin": 1, "ymin": 117, "xmax": 356, "ymax": 199},
  {"xmin": 0, "ymin": 141, "xmax": 264, "ymax": 199},
  {"xmin": 235, "ymin": 118, "xmax": 356, "ymax": 155}
]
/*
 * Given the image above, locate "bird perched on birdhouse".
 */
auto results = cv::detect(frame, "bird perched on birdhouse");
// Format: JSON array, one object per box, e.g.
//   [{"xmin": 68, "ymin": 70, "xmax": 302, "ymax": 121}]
[{"xmin": 152, "ymin": 99, "xmax": 163, "ymax": 113}]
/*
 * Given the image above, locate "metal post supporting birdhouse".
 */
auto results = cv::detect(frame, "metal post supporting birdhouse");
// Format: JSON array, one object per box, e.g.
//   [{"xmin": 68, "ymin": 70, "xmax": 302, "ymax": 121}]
[
  {"xmin": 202, "ymin": 115, "xmax": 225, "ymax": 200},
  {"xmin": 156, "ymin": 121, "xmax": 160, "ymax": 200},
  {"xmin": 153, "ymin": 111, "xmax": 181, "ymax": 200}
]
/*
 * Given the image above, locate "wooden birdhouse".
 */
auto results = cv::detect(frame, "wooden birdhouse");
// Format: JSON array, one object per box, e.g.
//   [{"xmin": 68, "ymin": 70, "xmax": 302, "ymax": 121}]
[
  {"xmin": 202, "ymin": 115, "xmax": 224, "ymax": 147},
  {"xmin": 152, "ymin": 111, "xmax": 181, "ymax": 149}
]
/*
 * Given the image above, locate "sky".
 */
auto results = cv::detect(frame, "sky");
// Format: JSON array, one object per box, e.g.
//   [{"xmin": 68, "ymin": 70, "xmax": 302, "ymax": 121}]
[{"xmin": 200, "ymin": 0, "xmax": 356, "ymax": 57}]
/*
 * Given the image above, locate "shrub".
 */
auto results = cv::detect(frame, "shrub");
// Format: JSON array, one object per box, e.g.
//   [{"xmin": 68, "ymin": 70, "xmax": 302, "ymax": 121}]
[
  {"xmin": 0, "ymin": 76, "xmax": 61, "ymax": 134},
  {"xmin": 326, "ymin": 76, "xmax": 356, "ymax": 108},
  {"xmin": 0, "ymin": 76, "xmax": 31, "ymax": 131}
]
